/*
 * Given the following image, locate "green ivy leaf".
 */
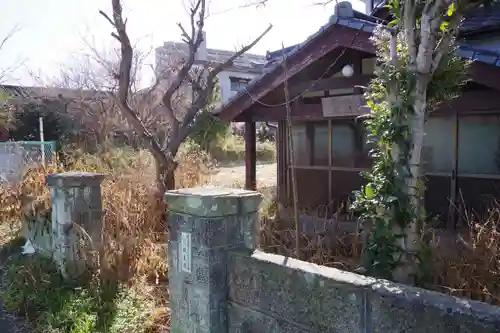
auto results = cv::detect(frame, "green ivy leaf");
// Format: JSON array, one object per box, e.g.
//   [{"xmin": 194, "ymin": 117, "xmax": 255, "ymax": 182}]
[
  {"xmin": 365, "ymin": 184, "xmax": 375, "ymax": 199},
  {"xmin": 366, "ymin": 100, "xmax": 377, "ymax": 111},
  {"xmin": 447, "ymin": 2, "xmax": 455, "ymax": 17},
  {"xmin": 387, "ymin": 19, "xmax": 399, "ymax": 28},
  {"xmin": 440, "ymin": 21, "xmax": 449, "ymax": 32}
]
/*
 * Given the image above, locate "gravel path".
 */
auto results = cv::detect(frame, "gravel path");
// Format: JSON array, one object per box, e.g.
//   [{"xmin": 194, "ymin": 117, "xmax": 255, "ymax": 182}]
[{"xmin": 208, "ymin": 162, "xmax": 277, "ymax": 187}]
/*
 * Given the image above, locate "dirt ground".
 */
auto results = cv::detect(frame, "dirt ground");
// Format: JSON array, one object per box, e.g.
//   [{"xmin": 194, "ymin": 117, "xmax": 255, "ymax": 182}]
[{"xmin": 208, "ymin": 162, "xmax": 277, "ymax": 188}]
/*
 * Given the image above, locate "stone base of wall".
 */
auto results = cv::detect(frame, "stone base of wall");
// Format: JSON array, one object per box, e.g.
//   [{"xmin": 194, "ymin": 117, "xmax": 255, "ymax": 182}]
[{"xmin": 228, "ymin": 250, "xmax": 500, "ymax": 333}]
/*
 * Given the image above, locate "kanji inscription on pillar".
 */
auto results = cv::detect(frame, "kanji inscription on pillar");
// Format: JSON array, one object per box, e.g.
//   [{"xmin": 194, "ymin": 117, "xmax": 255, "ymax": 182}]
[{"xmin": 180, "ymin": 231, "xmax": 192, "ymax": 273}]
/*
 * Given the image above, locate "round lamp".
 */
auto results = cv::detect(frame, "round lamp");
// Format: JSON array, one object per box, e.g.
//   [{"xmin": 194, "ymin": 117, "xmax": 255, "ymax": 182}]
[{"xmin": 341, "ymin": 64, "xmax": 354, "ymax": 77}]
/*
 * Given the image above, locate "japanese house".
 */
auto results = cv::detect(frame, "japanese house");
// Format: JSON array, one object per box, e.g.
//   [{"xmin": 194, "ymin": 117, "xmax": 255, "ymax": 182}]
[{"xmin": 216, "ymin": 1, "xmax": 500, "ymax": 228}]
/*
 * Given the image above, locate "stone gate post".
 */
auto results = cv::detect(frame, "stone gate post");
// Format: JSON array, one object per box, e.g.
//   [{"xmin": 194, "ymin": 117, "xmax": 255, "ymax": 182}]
[
  {"xmin": 46, "ymin": 171, "xmax": 104, "ymax": 278},
  {"xmin": 164, "ymin": 187, "xmax": 262, "ymax": 333}
]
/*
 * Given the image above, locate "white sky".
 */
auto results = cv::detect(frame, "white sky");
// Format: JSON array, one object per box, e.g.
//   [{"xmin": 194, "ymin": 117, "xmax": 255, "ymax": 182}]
[{"xmin": 0, "ymin": 0, "xmax": 365, "ymax": 86}]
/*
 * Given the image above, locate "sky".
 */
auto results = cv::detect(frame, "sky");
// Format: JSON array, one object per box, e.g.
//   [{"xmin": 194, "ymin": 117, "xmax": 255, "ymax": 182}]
[{"xmin": 0, "ymin": 0, "xmax": 365, "ymax": 87}]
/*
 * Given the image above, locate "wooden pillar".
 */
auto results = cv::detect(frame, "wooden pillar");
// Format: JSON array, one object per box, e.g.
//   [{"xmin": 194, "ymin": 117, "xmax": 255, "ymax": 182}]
[
  {"xmin": 276, "ymin": 121, "xmax": 286, "ymax": 203},
  {"xmin": 353, "ymin": 55, "xmax": 363, "ymax": 95},
  {"xmin": 244, "ymin": 121, "xmax": 257, "ymax": 190},
  {"xmin": 306, "ymin": 123, "xmax": 315, "ymax": 165}
]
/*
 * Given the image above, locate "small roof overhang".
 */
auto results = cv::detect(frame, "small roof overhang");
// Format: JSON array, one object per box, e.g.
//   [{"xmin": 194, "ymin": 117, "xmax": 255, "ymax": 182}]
[{"xmin": 216, "ymin": 6, "xmax": 500, "ymax": 122}]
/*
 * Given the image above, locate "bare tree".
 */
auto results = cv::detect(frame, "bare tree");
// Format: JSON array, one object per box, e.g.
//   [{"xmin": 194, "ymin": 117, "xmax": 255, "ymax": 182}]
[
  {"xmin": 99, "ymin": 0, "xmax": 272, "ymax": 192},
  {"xmin": 39, "ymin": 41, "xmax": 173, "ymax": 150},
  {"xmin": 0, "ymin": 26, "xmax": 25, "ymax": 83}
]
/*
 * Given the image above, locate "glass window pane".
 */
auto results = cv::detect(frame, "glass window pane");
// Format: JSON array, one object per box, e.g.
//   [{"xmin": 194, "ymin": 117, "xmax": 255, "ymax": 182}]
[
  {"xmin": 331, "ymin": 123, "xmax": 355, "ymax": 167},
  {"xmin": 458, "ymin": 115, "xmax": 500, "ymax": 175},
  {"xmin": 313, "ymin": 122, "xmax": 329, "ymax": 166},
  {"xmin": 291, "ymin": 122, "xmax": 308, "ymax": 165},
  {"xmin": 422, "ymin": 117, "xmax": 453, "ymax": 173}
]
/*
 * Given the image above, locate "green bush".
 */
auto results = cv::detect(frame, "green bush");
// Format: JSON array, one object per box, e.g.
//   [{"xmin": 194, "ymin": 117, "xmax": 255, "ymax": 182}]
[
  {"xmin": 188, "ymin": 80, "xmax": 231, "ymax": 150},
  {"xmin": 9, "ymin": 100, "xmax": 75, "ymax": 143},
  {"xmin": 257, "ymin": 140, "xmax": 277, "ymax": 161},
  {"xmin": 208, "ymin": 134, "xmax": 276, "ymax": 164},
  {"xmin": 1, "ymin": 252, "xmax": 154, "ymax": 333},
  {"xmin": 182, "ymin": 134, "xmax": 276, "ymax": 165}
]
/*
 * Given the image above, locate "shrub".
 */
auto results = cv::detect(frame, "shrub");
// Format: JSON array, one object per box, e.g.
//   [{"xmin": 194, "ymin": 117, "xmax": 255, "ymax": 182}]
[
  {"xmin": 258, "ymin": 195, "xmax": 500, "ymax": 306},
  {"xmin": 257, "ymin": 123, "xmax": 275, "ymax": 142},
  {"xmin": 208, "ymin": 134, "xmax": 276, "ymax": 164},
  {"xmin": 9, "ymin": 100, "xmax": 75, "ymax": 143},
  {"xmin": 1, "ymin": 253, "xmax": 155, "ymax": 333},
  {"xmin": 188, "ymin": 80, "xmax": 231, "ymax": 151},
  {"xmin": 0, "ymin": 146, "xmax": 211, "ymax": 332}
]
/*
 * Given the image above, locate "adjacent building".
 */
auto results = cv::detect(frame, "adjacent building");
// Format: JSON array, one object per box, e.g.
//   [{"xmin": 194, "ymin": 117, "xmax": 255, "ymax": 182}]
[
  {"xmin": 155, "ymin": 32, "xmax": 267, "ymax": 104},
  {"xmin": 216, "ymin": 1, "xmax": 500, "ymax": 229}
]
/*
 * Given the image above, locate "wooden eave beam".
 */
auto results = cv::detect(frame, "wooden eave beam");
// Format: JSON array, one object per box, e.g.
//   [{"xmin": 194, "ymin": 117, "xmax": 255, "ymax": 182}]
[
  {"xmin": 467, "ymin": 61, "xmax": 500, "ymax": 91},
  {"xmin": 217, "ymin": 24, "xmax": 373, "ymax": 122},
  {"xmin": 289, "ymin": 75, "xmax": 372, "ymax": 96},
  {"xmin": 235, "ymin": 89, "xmax": 500, "ymax": 122}
]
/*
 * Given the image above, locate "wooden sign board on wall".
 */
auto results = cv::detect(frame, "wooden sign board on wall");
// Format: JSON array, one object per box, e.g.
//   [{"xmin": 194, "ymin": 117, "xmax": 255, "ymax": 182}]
[{"xmin": 321, "ymin": 95, "xmax": 367, "ymax": 117}]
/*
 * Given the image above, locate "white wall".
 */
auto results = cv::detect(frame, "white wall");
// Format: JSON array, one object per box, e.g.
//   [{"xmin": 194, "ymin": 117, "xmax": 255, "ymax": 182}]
[{"xmin": 217, "ymin": 70, "xmax": 261, "ymax": 103}]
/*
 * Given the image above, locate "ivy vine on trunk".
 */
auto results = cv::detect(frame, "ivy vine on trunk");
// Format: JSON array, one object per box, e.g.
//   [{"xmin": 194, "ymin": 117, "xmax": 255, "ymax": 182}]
[{"xmin": 352, "ymin": 0, "xmax": 491, "ymax": 284}]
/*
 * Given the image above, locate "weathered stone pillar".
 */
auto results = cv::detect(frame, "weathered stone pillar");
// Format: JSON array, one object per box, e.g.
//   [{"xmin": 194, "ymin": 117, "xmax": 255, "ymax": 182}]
[
  {"xmin": 46, "ymin": 172, "xmax": 105, "ymax": 278},
  {"xmin": 165, "ymin": 187, "xmax": 262, "ymax": 333}
]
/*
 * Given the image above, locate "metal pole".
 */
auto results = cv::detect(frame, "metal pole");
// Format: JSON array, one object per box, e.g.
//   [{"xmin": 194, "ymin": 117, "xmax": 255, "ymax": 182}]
[{"xmin": 39, "ymin": 116, "xmax": 45, "ymax": 166}]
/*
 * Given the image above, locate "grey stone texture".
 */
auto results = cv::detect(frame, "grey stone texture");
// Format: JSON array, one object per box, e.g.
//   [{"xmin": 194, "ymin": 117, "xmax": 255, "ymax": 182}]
[
  {"xmin": 165, "ymin": 187, "xmax": 263, "ymax": 333},
  {"xmin": 166, "ymin": 186, "xmax": 500, "ymax": 333},
  {"xmin": 46, "ymin": 172, "xmax": 104, "ymax": 278},
  {"xmin": 228, "ymin": 250, "xmax": 500, "ymax": 333}
]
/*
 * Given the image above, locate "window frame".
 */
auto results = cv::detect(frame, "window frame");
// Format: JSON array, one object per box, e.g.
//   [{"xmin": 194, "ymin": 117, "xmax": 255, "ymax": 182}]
[{"xmin": 229, "ymin": 76, "xmax": 251, "ymax": 92}]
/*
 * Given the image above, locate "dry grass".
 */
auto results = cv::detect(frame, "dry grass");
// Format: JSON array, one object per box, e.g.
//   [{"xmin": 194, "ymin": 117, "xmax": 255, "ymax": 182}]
[
  {"xmin": 428, "ymin": 208, "xmax": 500, "ymax": 305},
  {"xmin": 259, "ymin": 199, "xmax": 500, "ymax": 307},
  {"xmin": 0, "ymin": 146, "xmax": 212, "ymax": 332},
  {"xmin": 2, "ymin": 143, "xmax": 498, "ymax": 329}
]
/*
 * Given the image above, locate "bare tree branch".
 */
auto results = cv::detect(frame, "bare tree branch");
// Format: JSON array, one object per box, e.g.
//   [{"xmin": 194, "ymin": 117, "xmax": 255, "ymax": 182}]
[
  {"xmin": 0, "ymin": 26, "xmax": 20, "ymax": 53},
  {"xmin": 100, "ymin": 0, "xmax": 270, "ymax": 190},
  {"xmin": 99, "ymin": 0, "xmax": 168, "ymax": 168},
  {"xmin": 171, "ymin": 23, "xmax": 272, "ymax": 153},
  {"xmin": 0, "ymin": 25, "xmax": 24, "ymax": 83},
  {"xmin": 162, "ymin": 0, "xmax": 206, "ymax": 140},
  {"xmin": 431, "ymin": 12, "xmax": 463, "ymax": 74}
]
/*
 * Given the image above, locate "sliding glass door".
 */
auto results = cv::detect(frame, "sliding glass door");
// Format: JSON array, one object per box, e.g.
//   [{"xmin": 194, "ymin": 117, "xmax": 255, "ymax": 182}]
[
  {"xmin": 456, "ymin": 114, "xmax": 500, "ymax": 222},
  {"xmin": 422, "ymin": 116, "xmax": 456, "ymax": 227}
]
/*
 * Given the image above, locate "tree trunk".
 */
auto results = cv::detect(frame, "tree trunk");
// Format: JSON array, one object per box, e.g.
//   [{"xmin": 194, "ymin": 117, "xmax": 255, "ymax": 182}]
[
  {"xmin": 393, "ymin": 77, "xmax": 427, "ymax": 283},
  {"xmin": 156, "ymin": 159, "xmax": 177, "ymax": 194}
]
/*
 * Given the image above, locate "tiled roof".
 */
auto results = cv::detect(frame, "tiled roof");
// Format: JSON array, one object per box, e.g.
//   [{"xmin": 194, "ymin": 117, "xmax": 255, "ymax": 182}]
[
  {"xmin": 456, "ymin": 44, "xmax": 500, "ymax": 67},
  {"xmin": 217, "ymin": 2, "xmax": 500, "ymax": 115},
  {"xmin": 265, "ymin": 10, "xmax": 378, "ymax": 67},
  {"xmin": 458, "ymin": 5, "xmax": 500, "ymax": 33},
  {"xmin": 457, "ymin": 6, "xmax": 500, "ymax": 67},
  {"xmin": 371, "ymin": 1, "xmax": 500, "ymax": 34},
  {"xmin": 157, "ymin": 42, "xmax": 267, "ymax": 74},
  {"xmin": 216, "ymin": 5, "xmax": 378, "ymax": 112},
  {"xmin": 369, "ymin": 2, "xmax": 500, "ymax": 67}
]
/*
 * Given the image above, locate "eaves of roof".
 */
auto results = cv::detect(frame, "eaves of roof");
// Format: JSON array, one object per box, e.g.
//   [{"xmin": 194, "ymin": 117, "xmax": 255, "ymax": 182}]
[
  {"xmin": 216, "ymin": 4, "xmax": 500, "ymax": 119},
  {"xmin": 456, "ymin": 44, "xmax": 500, "ymax": 67},
  {"xmin": 215, "ymin": 13, "xmax": 378, "ymax": 116}
]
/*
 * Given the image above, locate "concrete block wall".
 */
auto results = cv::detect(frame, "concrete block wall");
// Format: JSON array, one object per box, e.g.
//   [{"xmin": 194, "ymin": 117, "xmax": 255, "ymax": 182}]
[
  {"xmin": 166, "ymin": 186, "xmax": 500, "ymax": 333},
  {"xmin": 229, "ymin": 250, "xmax": 500, "ymax": 333}
]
